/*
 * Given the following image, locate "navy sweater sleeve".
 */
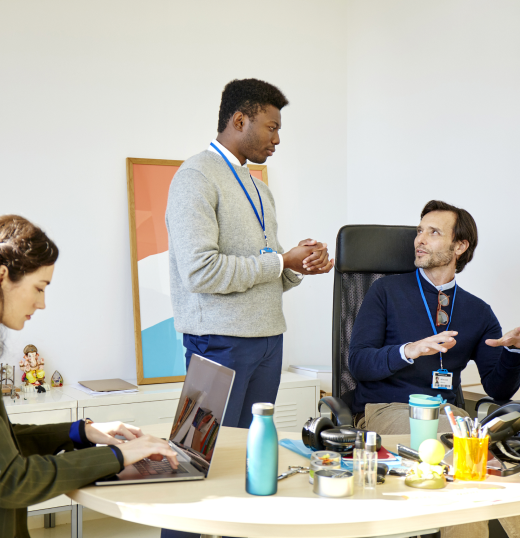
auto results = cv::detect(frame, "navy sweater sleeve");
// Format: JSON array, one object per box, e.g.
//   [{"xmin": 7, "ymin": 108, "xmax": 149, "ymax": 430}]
[
  {"xmin": 348, "ymin": 280, "xmax": 411, "ymax": 382},
  {"xmin": 472, "ymin": 306, "xmax": 520, "ymax": 401}
]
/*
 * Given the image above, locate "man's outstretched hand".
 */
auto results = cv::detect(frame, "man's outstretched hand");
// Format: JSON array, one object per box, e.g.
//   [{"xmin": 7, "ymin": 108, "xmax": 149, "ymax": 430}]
[
  {"xmin": 404, "ymin": 331, "xmax": 458, "ymax": 360},
  {"xmin": 486, "ymin": 327, "xmax": 520, "ymax": 349},
  {"xmin": 282, "ymin": 238, "xmax": 334, "ymax": 275}
]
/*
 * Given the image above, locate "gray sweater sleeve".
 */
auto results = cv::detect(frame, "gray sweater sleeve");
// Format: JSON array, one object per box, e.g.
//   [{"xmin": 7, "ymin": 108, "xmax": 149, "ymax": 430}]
[
  {"xmin": 166, "ymin": 168, "xmax": 282, "ymax": 295},
  {"xmin": 282, "ymin": 268, "xmax": 303, "ymax": 292}
]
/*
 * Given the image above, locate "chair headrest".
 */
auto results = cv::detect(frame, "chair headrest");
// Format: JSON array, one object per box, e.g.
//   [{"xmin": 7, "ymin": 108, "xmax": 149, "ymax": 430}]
[{"xmin": 335, "ymin": 225, "xmax": 417, "ymax": 274}]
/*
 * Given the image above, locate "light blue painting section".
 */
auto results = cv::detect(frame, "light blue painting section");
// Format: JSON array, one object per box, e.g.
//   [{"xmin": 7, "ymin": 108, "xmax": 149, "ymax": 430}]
[{"xmin": 141, "ymin": 317, "xmax": 186, "ymax": 378}]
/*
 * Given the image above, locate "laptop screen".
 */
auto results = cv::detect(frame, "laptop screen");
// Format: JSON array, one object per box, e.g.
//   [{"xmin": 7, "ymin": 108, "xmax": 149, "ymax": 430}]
[{"xmin": 168, "ymin": 354, "xmax": 235, "ymax": 476}]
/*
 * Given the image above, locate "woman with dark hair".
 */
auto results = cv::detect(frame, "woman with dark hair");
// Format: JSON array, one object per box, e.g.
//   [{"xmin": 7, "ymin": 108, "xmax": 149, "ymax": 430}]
[{"xmin": 0, "ymin": 215, "xmax": 178, "ymax": 538}]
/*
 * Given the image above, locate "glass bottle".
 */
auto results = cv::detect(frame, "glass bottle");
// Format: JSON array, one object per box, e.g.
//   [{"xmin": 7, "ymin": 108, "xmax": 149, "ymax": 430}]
[
  {"xmin": 246, "ymin": 403, "xmax": 278, "ymax": 495},
  {"xmin": 353, "ymin": 431, "xmax": 366, "ymax": 490},
  {"xmin": 365, "ymin": 431, "xmax": 378, "ymax": 489}
]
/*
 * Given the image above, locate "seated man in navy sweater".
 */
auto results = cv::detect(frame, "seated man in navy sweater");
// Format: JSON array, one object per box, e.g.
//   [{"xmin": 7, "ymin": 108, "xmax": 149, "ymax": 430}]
[{"xmin": 349, "ymin": 200, "xmax": 520, "ymax": 538}]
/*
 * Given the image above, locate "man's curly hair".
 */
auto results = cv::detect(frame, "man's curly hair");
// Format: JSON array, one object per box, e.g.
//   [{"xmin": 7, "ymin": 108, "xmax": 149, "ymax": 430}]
[{"xmin": 217, "ymin": 78, "xmax": 289, "ymax": 133}]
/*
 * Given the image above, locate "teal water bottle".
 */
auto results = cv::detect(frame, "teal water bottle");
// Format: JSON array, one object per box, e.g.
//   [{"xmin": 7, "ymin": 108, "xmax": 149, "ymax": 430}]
[{"xmin": 246, "ymin": 403, "xmax": 278, "ymax": 496}]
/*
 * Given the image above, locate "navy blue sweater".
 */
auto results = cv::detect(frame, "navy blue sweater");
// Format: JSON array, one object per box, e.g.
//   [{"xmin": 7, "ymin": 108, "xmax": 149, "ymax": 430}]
[{"xmin": 349, "ymin": 271, "xmax": 520, "ymax": 414}]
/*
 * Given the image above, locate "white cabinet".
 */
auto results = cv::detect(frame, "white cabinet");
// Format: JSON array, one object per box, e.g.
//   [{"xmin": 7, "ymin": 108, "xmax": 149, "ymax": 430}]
[
  {"xmin": 81, "ymin": 399, "xmax": 180, "ymax": 427},
  {"xmin": 274, "ymin": 387, "xmax": 316, "ymax": 432},
  {"xmin": 9, "ymin": 408, "xmax": 73, "ymax": 425}
]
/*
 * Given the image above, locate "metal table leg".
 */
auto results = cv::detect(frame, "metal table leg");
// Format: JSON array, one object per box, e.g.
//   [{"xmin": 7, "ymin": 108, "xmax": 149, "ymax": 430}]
[
  {"xmin": 44, "ymin": 512, "xmax": 56, "ymax": 528},
  {"xmin": 71, "ymin": 505, "xmax": 78, "ymax": 538},
  {"xmin": 77, "ymin": 504, "xmax": 84, "ymax": 538}
]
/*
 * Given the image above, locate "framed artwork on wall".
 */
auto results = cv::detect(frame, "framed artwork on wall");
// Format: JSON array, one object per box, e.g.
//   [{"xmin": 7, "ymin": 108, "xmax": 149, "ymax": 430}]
[{"xmin": 127, "ymin": 157, "xmax": 268, "ymax": 384}]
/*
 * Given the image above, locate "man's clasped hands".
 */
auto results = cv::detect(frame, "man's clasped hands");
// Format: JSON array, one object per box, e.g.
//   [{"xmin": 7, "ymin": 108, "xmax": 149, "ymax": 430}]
[{"xmin": 283, "ymin": 238, "xmax": 334, "ymax": 274}]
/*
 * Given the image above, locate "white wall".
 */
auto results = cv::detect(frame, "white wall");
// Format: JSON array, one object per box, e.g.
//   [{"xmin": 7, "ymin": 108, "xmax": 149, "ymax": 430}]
[
  {"xmin": 0, "ymin": 0, "xmax": 348, "ymax": 382},
  {"xmin": 1, "ymin": 1, "xmax": 518, "ymax": 385},
  {"xmin": 346, "ymin": 0, "xmax": 520, "ymax": 333}
]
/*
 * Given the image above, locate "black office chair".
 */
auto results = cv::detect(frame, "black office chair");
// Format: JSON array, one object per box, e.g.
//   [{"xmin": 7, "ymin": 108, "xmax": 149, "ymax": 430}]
[
  {"xmin": 318, "ymin": 224, "xmax": 506, "ymax": 538},
  {"xmin": 320, "ymin": 224, "xmax": 465, "ymax": 426}
]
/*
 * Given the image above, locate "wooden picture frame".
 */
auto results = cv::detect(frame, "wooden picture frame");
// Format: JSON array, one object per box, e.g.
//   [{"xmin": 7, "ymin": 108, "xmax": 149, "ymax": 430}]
[{"xmin": 127, "ymin": 157, "xmax": 268, "ymax": 385}]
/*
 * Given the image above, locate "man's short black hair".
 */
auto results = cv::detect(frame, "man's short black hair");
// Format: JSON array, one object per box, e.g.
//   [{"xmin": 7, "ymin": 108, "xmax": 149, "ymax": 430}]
[
  {"xmin": 217, "ymin": 78, "xmax": 289, "ymax": 133},
  {"xmin": 421, "ymin": 200, "xmax": 478, "ymax": 273}
]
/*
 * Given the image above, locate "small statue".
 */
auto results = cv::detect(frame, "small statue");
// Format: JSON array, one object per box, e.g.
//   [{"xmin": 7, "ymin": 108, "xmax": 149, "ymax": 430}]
[
  {"xmin": 1, "ymin": 363, "xmax": 20, "ymax": 397},
  {"xmin": 20, "ymin": 344, "xmax": 47, "ymax": 392},
  {"xmin": 51, "ymin": 370, "xmax": 63, "ymax": 388}
]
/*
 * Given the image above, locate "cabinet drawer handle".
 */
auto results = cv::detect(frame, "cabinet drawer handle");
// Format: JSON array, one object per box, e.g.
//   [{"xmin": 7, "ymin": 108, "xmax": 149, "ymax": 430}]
[
  {"xmin": 120, "ymin": 419, "xmax": 136, "ymax": 423},
  {"xmin": 159, "ymin": 416, "xmax": 175, "ymax": 420}
]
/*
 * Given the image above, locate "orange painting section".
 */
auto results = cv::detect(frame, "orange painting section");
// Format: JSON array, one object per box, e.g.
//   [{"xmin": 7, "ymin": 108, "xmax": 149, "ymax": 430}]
[
  {"xmin": 133, "ymin": 163, "xmax": 265, "ymax": 262},
  {"xmin": 249, "ymin": 169, "xmax": 263, "ymax": 181},
  {"xmin": 133, "ymin": 164, "xmax": 179, "ymax": 261}
]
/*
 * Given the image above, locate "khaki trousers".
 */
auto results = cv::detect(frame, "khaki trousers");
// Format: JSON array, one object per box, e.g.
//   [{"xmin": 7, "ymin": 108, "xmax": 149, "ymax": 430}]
[{"xmin": 357, "ymin": 403, "xmax": 520, "ymax": 538}]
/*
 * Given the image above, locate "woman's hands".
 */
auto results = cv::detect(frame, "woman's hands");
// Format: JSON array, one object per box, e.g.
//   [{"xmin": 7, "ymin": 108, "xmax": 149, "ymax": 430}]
[
  {"xmin": 85, "ymin": 421, "xmax": 142, "ymax": 444},
  {"xmin": 84, "ymin": 421, "xmax": 178, "ymax": 469},
  {"xmin": 117, "ymin": 435, "xmax": 179, "ymax": 468}
]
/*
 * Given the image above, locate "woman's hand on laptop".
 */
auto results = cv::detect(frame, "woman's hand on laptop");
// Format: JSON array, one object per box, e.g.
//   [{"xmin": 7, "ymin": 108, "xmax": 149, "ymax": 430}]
[
  {"xmin": 117, "ymin": 435, "xmax": 179, "ymax": 469},
  {"xmin": 85, "ymin": 421, "xmax": 143, "ymax": 445}
]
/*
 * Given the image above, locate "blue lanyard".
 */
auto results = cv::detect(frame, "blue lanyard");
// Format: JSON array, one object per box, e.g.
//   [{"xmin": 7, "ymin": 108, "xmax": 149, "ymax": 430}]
[
  {"xmin": 416, "ymin": 268, "xmax": 457, "ymax": 368},
  {"xmin": 210, "ymin": 142, "xmax": 269, "ymax": 248}
]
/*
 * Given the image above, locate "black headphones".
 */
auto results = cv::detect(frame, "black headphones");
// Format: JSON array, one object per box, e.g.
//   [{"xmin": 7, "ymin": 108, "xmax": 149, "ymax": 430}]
[
  {"xmin": 302, "ymin": 418, "xmax": 381, "ymax": 455},
  {"xmin": 302, "ymin": 397, "xmax": 382, "ymax": 455}
]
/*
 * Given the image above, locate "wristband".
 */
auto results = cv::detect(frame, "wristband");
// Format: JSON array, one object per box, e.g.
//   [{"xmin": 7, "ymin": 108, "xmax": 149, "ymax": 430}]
[
  {"xmin": 110, "ymin": 445, "xmax": 125, "ymax": 472},
  {"xmin": 79, "ymin": 418, "xmax": 96, "ymax": 447}
]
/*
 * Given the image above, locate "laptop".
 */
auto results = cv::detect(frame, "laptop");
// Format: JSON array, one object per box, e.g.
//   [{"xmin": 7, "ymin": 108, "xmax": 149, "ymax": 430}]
[{"xmin": 95, "ymin": 354, "xmax": 235, "ymax": 486}]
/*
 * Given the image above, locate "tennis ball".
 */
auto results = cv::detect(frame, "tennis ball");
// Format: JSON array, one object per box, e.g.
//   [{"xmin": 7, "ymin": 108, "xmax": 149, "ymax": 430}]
[{"xmin": 418, "ymin": 439, "xmax": 445, "ymax": 465}]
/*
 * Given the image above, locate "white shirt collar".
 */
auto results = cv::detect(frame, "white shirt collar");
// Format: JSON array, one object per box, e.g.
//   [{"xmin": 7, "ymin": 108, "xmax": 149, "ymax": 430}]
[
  {"xmin": 419, "ymin": 268, "xmax": 456, "ymax": 291},
  {"xmin": 208, "ymin": 139, "xmax": 247, "ymax": 168}
]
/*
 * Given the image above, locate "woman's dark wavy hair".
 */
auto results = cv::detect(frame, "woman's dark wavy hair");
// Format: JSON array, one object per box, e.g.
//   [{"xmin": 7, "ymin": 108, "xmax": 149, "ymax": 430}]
[
  {"xmin": 421, "ymin": 200, "xmax": 478, "ymax": 273},
  {"xmin": 217, "ymin": 78, "xmax": 289, "ymax": 133},
  {"xmin": 0, "ymin": 215, "xmax": 59, "ymax": 340}
]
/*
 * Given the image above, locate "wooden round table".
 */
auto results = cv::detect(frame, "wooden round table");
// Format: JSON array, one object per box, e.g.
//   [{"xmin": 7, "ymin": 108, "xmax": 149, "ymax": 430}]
[{"xmin": 68, "ymin": 425, "xmax": 520, "ymax": 538}]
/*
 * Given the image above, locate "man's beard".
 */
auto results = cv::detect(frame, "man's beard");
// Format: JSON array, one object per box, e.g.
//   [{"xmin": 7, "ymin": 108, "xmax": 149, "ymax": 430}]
[
  {"xmin": 415, "ymin": 243, "xmax": 455, "ymax": 269},
  {"xmin": 241, "ymin": 126, "xmax": 266, "ymax": 164}
]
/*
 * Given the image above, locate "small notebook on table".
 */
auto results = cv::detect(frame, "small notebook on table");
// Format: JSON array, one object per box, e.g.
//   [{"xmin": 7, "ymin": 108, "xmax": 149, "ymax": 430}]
[{"xmin": 78, "ymin": 379, "xmax": 138, "ymax": 392}]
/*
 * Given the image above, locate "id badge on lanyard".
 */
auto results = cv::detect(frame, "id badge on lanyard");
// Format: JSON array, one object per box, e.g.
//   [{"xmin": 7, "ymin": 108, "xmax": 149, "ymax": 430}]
[
  {"xmin": 210, "ymin": 142, "xmax": 277, "ymax": 256},
  {"xmin": 416, "ymin": 270, "xmax": 457, "ymax": 391},
  {"xmin": 431, "ymin": 368, "xmax": 453, "ymax": 390}
]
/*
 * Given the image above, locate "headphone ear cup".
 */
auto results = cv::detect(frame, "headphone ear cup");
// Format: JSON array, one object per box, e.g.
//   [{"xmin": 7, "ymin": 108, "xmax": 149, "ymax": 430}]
[
  {"xmin": 320, "ymin": 428, "xmax": 356, "ymax": 444},
  {"xmin": 302, "ymin": 416, "xmax": 334, "ymax": 451}
]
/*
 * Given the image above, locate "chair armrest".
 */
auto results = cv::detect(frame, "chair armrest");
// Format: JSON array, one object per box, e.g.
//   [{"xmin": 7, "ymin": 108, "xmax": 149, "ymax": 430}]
[
  {"xmin": 475, "ymin": 396, "xmax": 512, "ymax": 422},
  {"xmin": 318, "ymin": 396, "xmax": 354, "ymax": 427}
]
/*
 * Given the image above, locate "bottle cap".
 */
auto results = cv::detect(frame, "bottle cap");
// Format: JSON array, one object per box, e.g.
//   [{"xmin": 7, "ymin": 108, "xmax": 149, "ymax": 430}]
[
  {"xmin": 252, "ymin": 403, "xmax": 275, "ymax": 416},
  {"xmin": 366, "ymin": 431, "xmax": 377, "ymax": 452},
  {"xmin": 355, "ymin": 431, "xmax": 365, "ymax": 449}
]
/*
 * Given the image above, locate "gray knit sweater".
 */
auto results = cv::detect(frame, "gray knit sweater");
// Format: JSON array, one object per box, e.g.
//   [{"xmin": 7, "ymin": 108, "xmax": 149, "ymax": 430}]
[{"xmin": 166, "ymin": 150, "xmax": 302, "ymax": 337}]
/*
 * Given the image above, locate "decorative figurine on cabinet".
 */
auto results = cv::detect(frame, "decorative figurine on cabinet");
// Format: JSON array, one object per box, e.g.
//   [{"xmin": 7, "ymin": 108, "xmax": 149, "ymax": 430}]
[
  {"xmin": 1, "ymin": 363, "xmax": 20, "ymax": 397},
  {"xmin": 51, "ymin": 370, "xmax": 64, "ymax": 387},
  {"xmin": 19, "ymin": 345, "xmax": 49, "ymax": 393}
]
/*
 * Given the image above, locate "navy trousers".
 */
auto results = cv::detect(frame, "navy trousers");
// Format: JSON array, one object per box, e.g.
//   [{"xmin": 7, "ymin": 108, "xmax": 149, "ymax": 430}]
[{"xmin": 160, "ymin": 333, "xmax": 283, "ymax": 538}]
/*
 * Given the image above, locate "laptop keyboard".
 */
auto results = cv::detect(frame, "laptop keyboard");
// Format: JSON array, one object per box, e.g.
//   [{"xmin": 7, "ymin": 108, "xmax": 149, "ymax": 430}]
[{"xmin": 134, "ymin": 458, "xmax": 188, "ymax": 476}]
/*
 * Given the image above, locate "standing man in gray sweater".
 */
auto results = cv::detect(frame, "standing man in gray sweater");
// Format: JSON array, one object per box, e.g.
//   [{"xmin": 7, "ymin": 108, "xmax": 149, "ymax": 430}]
[{"xmin": 166, "ymin": 78, "xmax": 333, "ymax": 437}]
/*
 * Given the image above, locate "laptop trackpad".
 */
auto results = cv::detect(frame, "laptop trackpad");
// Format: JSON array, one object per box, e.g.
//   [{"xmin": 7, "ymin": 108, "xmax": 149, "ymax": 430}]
[{"xmin": 118, "ymin": 459, "xmax": 190, "ymax": 480}]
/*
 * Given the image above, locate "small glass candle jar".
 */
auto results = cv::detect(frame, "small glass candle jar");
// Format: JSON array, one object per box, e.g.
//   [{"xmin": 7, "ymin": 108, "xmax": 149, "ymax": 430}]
[{"xmin": 309, "ymin": 451, "xmax": 341, "ymax": 484}]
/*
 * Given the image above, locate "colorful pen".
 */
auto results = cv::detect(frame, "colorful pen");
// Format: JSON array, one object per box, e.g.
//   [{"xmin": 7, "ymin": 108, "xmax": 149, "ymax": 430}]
[
  {"xmin": 456, "ymin": 416, "xmax": 468, "ymax": 438},
  {"xmin": 444, "ymin": 406, "xmax": 461, "ymax": 437}
]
